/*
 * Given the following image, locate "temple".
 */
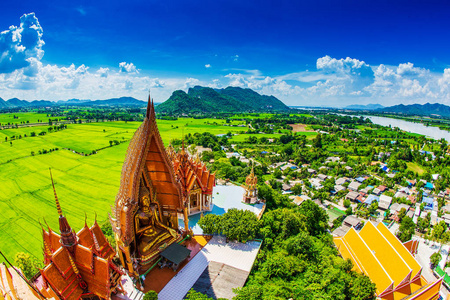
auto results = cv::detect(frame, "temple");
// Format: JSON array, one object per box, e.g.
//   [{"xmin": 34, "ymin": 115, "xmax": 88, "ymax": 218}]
[
  {"xmin": 172, "ymin": 146, "xmax": 215, "ymax": 215},
  {"xmin": 243, "ymin": 165, "xmax": 258, "ymax": 204},
  {"xmin": 110, "ymin": 96, "xmax": 186, "ymax": 280},
  {"xmin": 38, "ymin": 170, "xmax": 123, "ymax": 300},
  {"xmin": 334, "ymin": 221, "xmax": 442, "ymax": 300}
]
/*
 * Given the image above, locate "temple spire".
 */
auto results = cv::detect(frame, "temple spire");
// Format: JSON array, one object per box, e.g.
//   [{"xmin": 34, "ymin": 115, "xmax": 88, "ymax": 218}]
[
  {"xmin": 146, "ymin": 91, "xmax": 155, "ymax": 119},
  {"xmin": 49, "ymin": 168, "xmax": 78, "ymax": 251},
  {"xmin": 49, "ymin": 168, "xmax": 62, "ymax": 217}
]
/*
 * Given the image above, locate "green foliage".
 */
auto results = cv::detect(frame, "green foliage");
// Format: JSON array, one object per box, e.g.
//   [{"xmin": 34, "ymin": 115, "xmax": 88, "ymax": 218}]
[
  {"xmin": 430, "ymin": 252, "xmax": 442, "ymax": 268},
  {"xmin": 221, "ymin": 209, "xmax": 259, "ymax": 243},
  {"xmin": 143, "ymin": 290, "xmax": 158, "ymax": 300},
  {"xmin": 14, "ymin": 252, "xmax": 42, "ymax": 279},
  {"xmin": 198, "ymin": 214, "xmax": 221, "ymax": 235},
  {"xmin": 397, "ymin": 216, "xmax": 415, "ymax": 242},
  {"xmin": 156, "ymin": 86, "xmax": 288, "ymax": 115},
  {"xmin": 198, "ymin": 209, "xmax": 259, "ymax": 243},
  {"xmin": 343, "ymin": 199, "xmax": 351, "ymax": 208},
  {"xmin": 184, "ymin": 289, "xmax": 215, "ymax": 299},
  {"xmin": 297, "ymin": 200, "xmax": 329, "ymax": 236},
  {"xmin": 348, "ymin": 274, "xmax": 377, "ymax": 300},
  {"xmin": 235, "ymin": 206, "xmax": 375, "ymax": 300}
]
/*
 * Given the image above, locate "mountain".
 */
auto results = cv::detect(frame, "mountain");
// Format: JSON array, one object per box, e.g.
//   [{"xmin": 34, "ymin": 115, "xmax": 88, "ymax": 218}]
[
  {"xmin": 7, "ymin": 98, "xmax": 31, "ymax": 107},
  {"xmin": 218, "ymin": 86, "xmax": 289, "ymax": 111},
  {"xmin": 378, "ymin": 103, "xmax": 450, "ymax": 117},
  {"xmin": 344, "ymin": 103, "xmax": 384, "ymax": 110},
  {"xmin": 0, "ymin": 96, "xmax": 146, "ymax": 108},
  {"xmin": 0, "ymin": 97, "xmax": 7, "ymax": 108},
  {"xmin": 156, "ymin": 86, "xmax": 289, "ymax": 114}
]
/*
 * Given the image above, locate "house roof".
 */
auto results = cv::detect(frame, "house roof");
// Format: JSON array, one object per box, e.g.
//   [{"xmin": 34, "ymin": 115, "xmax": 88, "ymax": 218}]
[
  {"xmin": 365, "ymin": 195, "xmax": 379, "ymax": 205},
  {"xmin": 348, "ymin": 181, "xmax": 361, "ymax": 190}
]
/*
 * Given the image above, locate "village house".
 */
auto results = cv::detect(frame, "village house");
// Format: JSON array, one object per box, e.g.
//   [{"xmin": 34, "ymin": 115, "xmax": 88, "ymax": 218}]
[{"xmin": 348, "ymin": 181, "xmax": 361, "ymax": 191}]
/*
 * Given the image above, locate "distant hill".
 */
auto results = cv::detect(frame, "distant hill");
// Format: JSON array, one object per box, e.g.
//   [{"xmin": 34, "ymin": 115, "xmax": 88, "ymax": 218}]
[
  {"xmin": 0, "ymin": 96, "xmax": 146, "ymax": 108},
  {"xmin": 0, "ymin": 98, "xmax": 7, "ymax": 108},
  {"xmin": 378, "ymin": 103, "xmax": 450, "ymax": 117},
  {"xmin": 156, "ymin": 86, "xmax": 289, "ymax": 114},
  {"xmin": 344, "ymin": 103, "xmax": 384, "ymax": 110}
]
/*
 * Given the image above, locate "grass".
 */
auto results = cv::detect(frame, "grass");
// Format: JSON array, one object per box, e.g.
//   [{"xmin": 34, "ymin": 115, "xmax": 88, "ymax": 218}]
[
  {"xmin": 406, "ymin": 162, "xmax": 425, "ymax": 175},
  {"xmin": 0, "ymin": 116, "xmax": 257, "ymax": 261},
  {"xmin": 327, "ymin": 207, "xmax": 345, "ymax": 222},
  {"xmin": 0, "ymin": 112, "xmax": 55, "ymax": 125}
]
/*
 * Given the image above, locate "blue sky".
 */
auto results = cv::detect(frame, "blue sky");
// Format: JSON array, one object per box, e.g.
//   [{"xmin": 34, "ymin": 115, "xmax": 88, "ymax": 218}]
[{"xmin": 1, "ymin": 0, "xmax": 450, "ymax": 106}]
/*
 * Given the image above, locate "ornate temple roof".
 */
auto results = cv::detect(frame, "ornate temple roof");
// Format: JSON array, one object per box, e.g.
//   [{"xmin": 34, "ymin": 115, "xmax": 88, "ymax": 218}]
[
  {"xmin": 172, "ymin": 147, "xmax": 215, "ymax": 197},
  {"xmin": 112, "ymin": 96, "xmax": 182, "ymax": 244},
  {"xmin": 40, "ymin": 173, "xmax": 121, "ymax": 300},
  {"xmin": 334, "ymin": 221, "xmax": 442, "ymax": 300}
]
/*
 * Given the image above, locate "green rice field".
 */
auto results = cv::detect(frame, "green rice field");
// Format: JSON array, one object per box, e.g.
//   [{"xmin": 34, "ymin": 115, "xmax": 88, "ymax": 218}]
[
  {"xmin": 1, "ymin": 110, "xmax": 422, "ymax": 262},
  {"xmin": 0, "ymin": 113, "xmax": 310, "ymax": 261}
]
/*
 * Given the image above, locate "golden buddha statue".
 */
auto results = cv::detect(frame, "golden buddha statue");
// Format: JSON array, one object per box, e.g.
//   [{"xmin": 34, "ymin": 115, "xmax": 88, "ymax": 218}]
[{"xmin": 135, "ymin": 184, "xmax": 178, "ymax": 258}]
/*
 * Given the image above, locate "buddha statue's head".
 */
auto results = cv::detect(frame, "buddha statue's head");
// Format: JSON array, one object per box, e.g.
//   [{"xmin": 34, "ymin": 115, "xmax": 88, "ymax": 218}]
[{"xmin": 139, "ymin": 185, "xmax": 151, "ymax": 208}]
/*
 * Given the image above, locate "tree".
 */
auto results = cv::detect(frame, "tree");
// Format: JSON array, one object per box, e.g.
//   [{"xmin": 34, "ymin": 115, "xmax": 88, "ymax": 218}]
[
  {"xmin": 430, "ymin": 252, "xmax": 442, "ymax": 268},
  {"xmin": 313, "ymin": 133, "xmax": 322, "ymax": 148},
  {"xmin": 397, "ymin": 208, "xmax": 407, "ymax": 222},
  {"xmin": 220, "ymin": 209, "xmax": 259, "ymax": 243},
  {"xmin": 298, "ymin": 200, "xmax": 329, "ymax": 236},
  {"xmin": 198, "ymin": 214, "xmax": 221, "ymax": 235},
  {"xmin": 14, "ymin": 252, "xmax": 41, "ymax": 279},
  {"xmin": 143, "ymin": 290, "xmax": 158, "ymax": 300},
  {"xmin": 349, "ymin": 274, "xmax": 377, "ymax": 300},
  {"xmin": 184, "ymin": 289, "xmax": 214, "ymax": 299},
  {"xmin": 397, "ymin": 216, "xmax": 415, "ymax": 242},
  {"xmin": 343, "ymin": 199, "xmax": 351, "ymax": 208},
  {"xmin": 346, "ymin": 207, "xmax": 353, "ymax": 216},
  {"xmin": 291, "ymin": 183, "xmax": 302, "ymax": 195}
]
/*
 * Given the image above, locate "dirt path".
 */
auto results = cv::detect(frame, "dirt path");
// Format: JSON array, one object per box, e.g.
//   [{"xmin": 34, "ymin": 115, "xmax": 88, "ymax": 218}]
[{"xmin": 288, "ymin": 124, "xmax": 314, "ymax": 132}]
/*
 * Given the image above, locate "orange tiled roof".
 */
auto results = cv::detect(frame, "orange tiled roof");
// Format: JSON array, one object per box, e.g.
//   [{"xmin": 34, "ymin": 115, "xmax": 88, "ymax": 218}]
[
  {"xmin": 41, "ymin": 218, "xmax": 121, "ymax": 299},
  {"xmin": 173, "ymin": 149, "xmax": 215, "ymax": 197}
]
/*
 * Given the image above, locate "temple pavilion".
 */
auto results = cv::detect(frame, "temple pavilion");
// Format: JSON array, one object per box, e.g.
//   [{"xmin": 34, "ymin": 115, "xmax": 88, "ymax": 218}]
[
  {"xmin": 38, "ymin": 171, "xmax": 123, "ymax": 300},
  {"xmin": 171, "ymin": 146, "xmax": 215, "ymax": 216},
  {"xmin": 110, "ymin": 97, "xmax": 189, "ymax": 281},
  {"xmin": 334, "ymin": 221, "xmax": 442, "ymax": 300}
]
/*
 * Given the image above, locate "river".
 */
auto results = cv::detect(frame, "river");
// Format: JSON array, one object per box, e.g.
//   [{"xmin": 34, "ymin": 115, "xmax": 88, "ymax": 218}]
[{"xmin": 362, "ymin": 115, "xmax": 450, "ymax": 142}]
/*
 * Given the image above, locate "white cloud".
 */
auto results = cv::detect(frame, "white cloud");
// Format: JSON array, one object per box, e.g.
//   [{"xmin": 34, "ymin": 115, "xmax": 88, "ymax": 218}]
[
  {"xmin": 97, "ymin": 67, "xmax": 109, "ymax": 78},
  {"xmin": 0, "ymin": 13, "xmax": 44, "ymax": 74},
  {"xmin": 184, "ymin": 77, "xmax": 200, "ymax": 89},
  {"xmin": 2, "ymin": 14, "xmax": 450, "ymax": 109},
  {"xmin": 119, "ymin": 62, "xmax": 138, "ymax": 73}
]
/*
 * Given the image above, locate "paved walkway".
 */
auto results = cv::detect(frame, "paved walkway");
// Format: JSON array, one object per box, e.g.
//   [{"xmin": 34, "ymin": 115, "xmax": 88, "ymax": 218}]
[
  {"xmin": 414, "ymin": 237, "xmax": 450, "ymax": 298},
  {"xmin": 158, "ymin": 236, "xmax": 261, "ymax": 300}
]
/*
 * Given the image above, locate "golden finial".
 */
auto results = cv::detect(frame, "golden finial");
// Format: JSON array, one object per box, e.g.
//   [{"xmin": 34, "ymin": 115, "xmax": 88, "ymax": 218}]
[
  {"xmin": 67, "ymin": 251, "xmax": 80, "ymax": 275},
  {"xmin": 49, "ymin": 168, "xmax": 63, "ymax": 217}
]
